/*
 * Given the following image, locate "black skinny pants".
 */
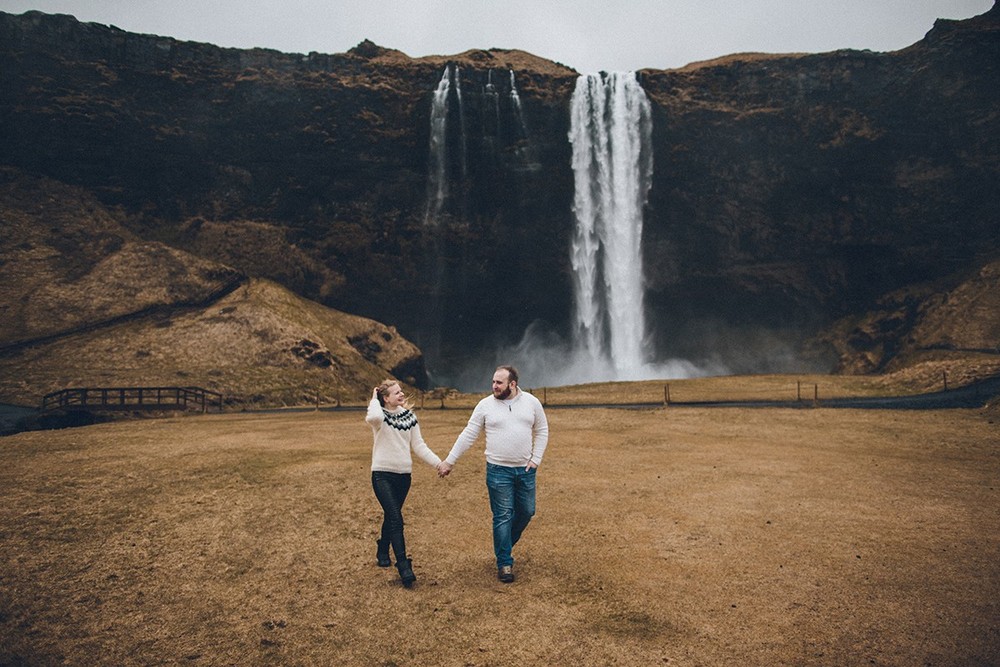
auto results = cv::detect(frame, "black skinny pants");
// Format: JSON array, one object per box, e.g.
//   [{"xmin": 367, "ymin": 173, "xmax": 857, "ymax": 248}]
[{"xmin": 371, "ymin": 471, "xmax": 411, "ymax": 561}]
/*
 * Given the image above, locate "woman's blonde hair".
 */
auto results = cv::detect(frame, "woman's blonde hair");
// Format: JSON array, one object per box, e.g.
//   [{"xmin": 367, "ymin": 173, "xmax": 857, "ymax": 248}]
[{"xmin": 375, "ymin": 379, "xmax": 412, "ymax": 409}]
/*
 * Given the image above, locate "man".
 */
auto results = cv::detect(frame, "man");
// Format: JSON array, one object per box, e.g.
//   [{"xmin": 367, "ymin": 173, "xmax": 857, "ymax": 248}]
[{"xmin": 437, "ymin": 365, "xmax": 549, "ymax": 583}]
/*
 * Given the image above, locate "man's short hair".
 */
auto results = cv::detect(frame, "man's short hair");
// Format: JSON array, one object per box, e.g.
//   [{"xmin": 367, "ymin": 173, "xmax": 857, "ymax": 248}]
[{"xmin": 496, "ymin": 365, "xmax": 519, "ymax": 384}]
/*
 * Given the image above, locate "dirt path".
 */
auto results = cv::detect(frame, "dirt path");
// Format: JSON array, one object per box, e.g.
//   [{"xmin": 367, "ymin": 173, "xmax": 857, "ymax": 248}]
[{"xmin": 1, "ymin": 406, "xmax": 998, "ymax": 665}]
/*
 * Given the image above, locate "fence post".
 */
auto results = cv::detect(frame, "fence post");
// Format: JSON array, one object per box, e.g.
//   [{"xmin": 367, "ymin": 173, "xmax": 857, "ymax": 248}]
[
  {"xmin": 664, "ymin": 384, "xmax": 670, "ymax": 406},
  {"xmin": 942, "ymin": 371, "xmax": 948, "ymax": 391},
  {"xmin": 813, "ymin": 384, "xmax": 819, "ymax": 406},
  {"xmin": 797, "ymin": 381, "xmax": 801, "ymax": 402}
]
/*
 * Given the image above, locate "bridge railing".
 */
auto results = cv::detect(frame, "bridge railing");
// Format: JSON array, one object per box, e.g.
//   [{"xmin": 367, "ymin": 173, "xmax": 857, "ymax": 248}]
[{"xmin": 40, "ymin": 386, "xmax": 224, "ymax": 413}]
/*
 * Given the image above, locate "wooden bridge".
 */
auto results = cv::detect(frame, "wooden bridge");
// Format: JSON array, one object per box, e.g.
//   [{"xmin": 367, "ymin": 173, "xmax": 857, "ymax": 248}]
[{"xmin": 41, "ymin": 386, "xmax": 224, "ymax": 413}]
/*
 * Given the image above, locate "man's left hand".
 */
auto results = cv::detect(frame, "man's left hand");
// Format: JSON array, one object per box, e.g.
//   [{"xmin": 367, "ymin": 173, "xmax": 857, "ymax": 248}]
[{"xmin": 525, "ymin": 461, "xmax": 538, "ymax": 472}]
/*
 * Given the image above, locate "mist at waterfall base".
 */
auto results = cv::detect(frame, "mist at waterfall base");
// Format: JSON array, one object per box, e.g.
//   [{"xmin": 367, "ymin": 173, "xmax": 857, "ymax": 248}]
[
  {"xmin": 438, "ymin": 321, "xmax": 729, "ymax": 392},
  {"xmin": 437, "ymin": 317, "xmax": 824, "ymax": 393}
]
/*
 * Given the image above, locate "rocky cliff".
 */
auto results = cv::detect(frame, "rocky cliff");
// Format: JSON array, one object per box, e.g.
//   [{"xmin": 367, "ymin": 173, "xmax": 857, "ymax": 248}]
[
  {"xmin": 640, "ymin": 10, "xmax": 1000, "ymax": 365},
  {"xmin": 1, "ymin": 6, "xmax": 998, "ymax": 387},
  {"xmin": 0, "ymin": 12, "xmax": 582, "ymax": 382},
  {"xmin": 0, "ymin": 171, "xmax": 428, "ymax": 405}
]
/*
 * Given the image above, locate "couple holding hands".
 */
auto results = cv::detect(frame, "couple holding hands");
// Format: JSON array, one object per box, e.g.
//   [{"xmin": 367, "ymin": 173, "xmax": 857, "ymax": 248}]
[{"xmin": 367, "ymin": 365, "xmax": 550, "ymax": 587}]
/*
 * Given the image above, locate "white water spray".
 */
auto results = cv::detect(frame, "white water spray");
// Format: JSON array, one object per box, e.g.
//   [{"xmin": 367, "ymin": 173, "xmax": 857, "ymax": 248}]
[
  {"xmin": 509, "ymin": 70, "xmax": 522, "ymax": 110},
  {"xmin": 424, "ymin": 65, "xmax": 469, "ymax": 225},
  {"xmin": 569, "ymin": 71, "xmax": 653, "ymax": 373},
  {"xmin": 509, "ymin": 70, "xmax": 528, "ymax": 139},
  {"xmin": 454, "ymin": 66, "xmax": 468, "ymax": 178},
  {"xmin": 424, "ymin": 66, "xmax": 451, "ymax": 226},
  {"xmin": 485, "ymin": 70, "xmax": 500, "ymax": 129}
]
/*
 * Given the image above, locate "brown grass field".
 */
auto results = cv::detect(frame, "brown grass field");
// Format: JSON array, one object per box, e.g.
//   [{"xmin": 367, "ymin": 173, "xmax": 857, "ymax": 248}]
[{"xmin": 1, "ymin": 379, "xmax": 998, "ymax": 666}]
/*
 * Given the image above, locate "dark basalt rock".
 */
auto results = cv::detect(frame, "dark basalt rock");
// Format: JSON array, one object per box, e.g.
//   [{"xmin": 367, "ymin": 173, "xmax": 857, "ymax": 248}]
[{"xmin": 1, "ymin": 5, "xmax": 997, "ymax": 378}]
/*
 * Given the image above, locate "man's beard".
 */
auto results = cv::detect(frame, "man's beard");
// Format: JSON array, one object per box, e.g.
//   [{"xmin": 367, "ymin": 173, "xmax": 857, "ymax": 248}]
[{"xmin": 494, "ymin": 386, "xmax": 512, "ymax": 400}]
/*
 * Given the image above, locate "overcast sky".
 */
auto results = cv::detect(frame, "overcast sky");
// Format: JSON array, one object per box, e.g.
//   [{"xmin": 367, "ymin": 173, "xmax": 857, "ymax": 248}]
[{"xmin": 1, "ymin": 0, "xmax": 993, "ymax": 73}]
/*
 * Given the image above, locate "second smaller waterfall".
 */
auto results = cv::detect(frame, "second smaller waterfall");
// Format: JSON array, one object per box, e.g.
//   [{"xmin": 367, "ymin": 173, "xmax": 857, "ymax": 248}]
[
  {"xmin": 424, "ymin": 66, "xmax": 452, "ymax": 226},
  {"xmin": 509, "ymin": 70, "xmax": 528, "ymax": 139}
]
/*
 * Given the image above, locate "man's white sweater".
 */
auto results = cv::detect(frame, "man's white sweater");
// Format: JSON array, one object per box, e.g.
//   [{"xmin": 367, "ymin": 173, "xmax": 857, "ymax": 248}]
[
  {"xmin": 445, "ymin": 390, "xmax": 549, "ymax": 468},
  {"xmin": 367, "ymin": 400, "xmax": 441, "ymax": 473}
]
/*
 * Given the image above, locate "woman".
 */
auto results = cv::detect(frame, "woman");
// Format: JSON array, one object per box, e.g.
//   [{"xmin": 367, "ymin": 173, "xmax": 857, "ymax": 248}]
[{"xmin": 367, "ymin": 380, "xmax": 441, "ymax": 587}]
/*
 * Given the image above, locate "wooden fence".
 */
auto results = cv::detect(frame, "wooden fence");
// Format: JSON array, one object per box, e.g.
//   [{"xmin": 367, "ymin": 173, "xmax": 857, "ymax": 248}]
[{"xmin": 40, "ymin": 386, "xmax": 224, "ymax": 413}]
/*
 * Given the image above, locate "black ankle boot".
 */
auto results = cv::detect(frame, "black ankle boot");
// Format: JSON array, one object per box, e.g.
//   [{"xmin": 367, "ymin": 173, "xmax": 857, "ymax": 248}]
[
  {"xmin": 396, "ymin": 557, "xmax": 416, "ymax": 587},
  {"xmin": 376, "ymin": 539, "xmax": 391, "ymax": 567}
]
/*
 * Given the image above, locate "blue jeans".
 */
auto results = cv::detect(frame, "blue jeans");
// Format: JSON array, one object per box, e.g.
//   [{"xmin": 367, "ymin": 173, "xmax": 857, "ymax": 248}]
[{"xmin": 486, "ymin": 462, "xmax": 536, "ymax": 568}]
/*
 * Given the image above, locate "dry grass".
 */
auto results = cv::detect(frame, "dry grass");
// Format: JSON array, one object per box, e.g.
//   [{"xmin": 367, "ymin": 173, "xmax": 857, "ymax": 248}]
[
  {"xmin": 527, "ymin": 374, "xmax": 892, "ymax": 405},
  {"xmin": 1, "ymin": 381, "xmax": 998, "ymax": 666},
  {"xmin": 399, "ymin": 371, "xmax": 974, "ymax": 412},
  {"xmin": 0, "ymin": 279, "xmax": 425, "ymax": 410}
]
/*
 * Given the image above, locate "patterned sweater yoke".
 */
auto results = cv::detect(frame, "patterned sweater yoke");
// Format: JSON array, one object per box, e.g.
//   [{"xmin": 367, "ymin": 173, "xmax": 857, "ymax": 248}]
[{"xmin": 366, "ymin": 399, "xmax": 442, "ymax": 473}]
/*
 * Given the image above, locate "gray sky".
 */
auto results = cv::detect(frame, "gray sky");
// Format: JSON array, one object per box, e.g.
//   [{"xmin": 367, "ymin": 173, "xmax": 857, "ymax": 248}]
[{"xmin": 0, "ymin": 0, "xmax": 993, "ymax": 73}]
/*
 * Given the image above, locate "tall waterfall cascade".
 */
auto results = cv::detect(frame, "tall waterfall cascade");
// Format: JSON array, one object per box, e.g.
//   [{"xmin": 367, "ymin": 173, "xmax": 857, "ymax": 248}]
[
  {"xmin": 437, "ymin": 69, "xmax": 713, "ymax": 390},
  {"xmin": 568, "ymin": 71, "xmax": 653, "ymax": 373}
]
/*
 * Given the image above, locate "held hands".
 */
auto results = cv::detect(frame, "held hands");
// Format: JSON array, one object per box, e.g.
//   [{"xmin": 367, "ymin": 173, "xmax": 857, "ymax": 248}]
[{"xmin": 435, "ymin": 461, "xmax": 535, "ymax": 477}]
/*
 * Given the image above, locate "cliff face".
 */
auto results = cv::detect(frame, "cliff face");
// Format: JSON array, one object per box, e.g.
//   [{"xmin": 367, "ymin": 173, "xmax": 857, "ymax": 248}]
[
  {"xmin": 0, "ymin": 12, "xmax": 580, "ymax": 376},
  {"xmin": 0, "ymin": 172, "xmax": 429, "ymax": 405},
  {"xmin": 639, "ymin": 10, "xmax": 1000, "ymax": 360},
  {"xmin": 0, "ymin": 169, "xmax": 244, "ymax": 347},
  {"xmin": 1, "ymin": 7, "xmax": 998, "ymax": 380}
]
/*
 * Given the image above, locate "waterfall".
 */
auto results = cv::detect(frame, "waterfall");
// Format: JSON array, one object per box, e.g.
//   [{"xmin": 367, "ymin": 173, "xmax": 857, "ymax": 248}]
[
  {"xmin": 568, "ymin": 71, "xmax": 653, "ymax": 373},
  {"xmin": 447, "ymin": 70, "xmax": 723, "ymax": 390},
  {"xmin": 486, "ymin": 70, "xmax": 500, "ymax": 129},
  {"xmin": 509, "ymin": 70, "xmax": 522, "ymax": 111},
  {"xmin": 424, "ymin": 65, "xmax": 469, "ymax": 225},
  {"xmin": 509, "ymin": 70, "xmax": 528, "ymax": 139},
  {"xmin": 454, "ymin": 66, "xmax": 468, "ymax": 178},
  {"xmin": 424, "ymin": 66, "xmax": 451, "ymax": 226},
  {"xmin": 447, "ymin": 70, "xmax": 722, "ymax": 390}
]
